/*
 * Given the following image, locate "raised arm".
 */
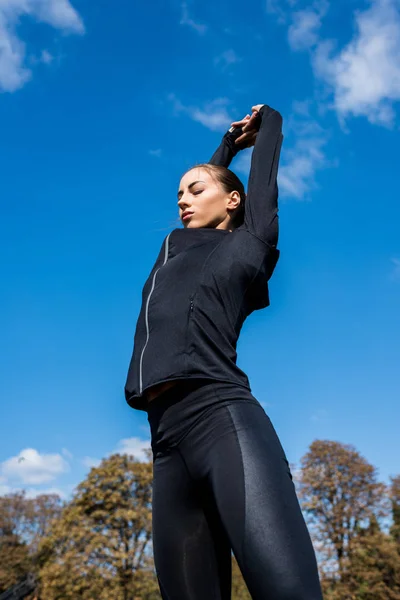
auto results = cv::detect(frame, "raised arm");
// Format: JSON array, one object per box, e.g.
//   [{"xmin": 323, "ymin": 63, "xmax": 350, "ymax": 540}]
[
  {"xmin": 238, "ymin": 104, "xmax": 283, "ymax": 248},
  {"xmin": 208, "ymin": 126, "xmax": 245, "ymax": 168}
]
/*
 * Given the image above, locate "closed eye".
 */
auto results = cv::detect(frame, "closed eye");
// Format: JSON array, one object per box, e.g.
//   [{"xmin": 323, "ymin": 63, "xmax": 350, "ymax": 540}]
[{"xmin": 177, "ymin": 189, "xmax": 203, "ymax": 201}]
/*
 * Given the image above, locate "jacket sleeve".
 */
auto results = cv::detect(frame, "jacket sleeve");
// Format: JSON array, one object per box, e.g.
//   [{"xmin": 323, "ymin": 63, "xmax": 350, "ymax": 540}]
[
  {"xmin": 208, "ymin": 126, "xmax": 245, "ymax": 168},
  {"xmin": 239, "ymin": 105, "xmax": 283, "ymax": 247}
]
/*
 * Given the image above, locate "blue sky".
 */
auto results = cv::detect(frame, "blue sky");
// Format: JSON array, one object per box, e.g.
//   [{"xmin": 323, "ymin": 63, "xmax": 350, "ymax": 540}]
[{"xmin": 1, "ymin": 0, "xmax": 399, "ymax": 498}]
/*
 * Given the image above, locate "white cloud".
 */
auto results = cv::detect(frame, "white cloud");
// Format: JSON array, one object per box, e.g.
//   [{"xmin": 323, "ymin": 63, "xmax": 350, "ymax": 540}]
[
  {"xmin": 116, "ymin": 437, "xmax": 151, "ymax": 462},
  {"xmin": 167, "ymin": 93, "xmax": 330, "ymax": 199},
  {"xmin": 22, "ymin": 486, "xmax": 68, "ymax": 499},
  {"xmin": 279, "ymin": 132, "xmax": 328, "ymax": 199},
  {"xmin": 0, "ymin": 475, "xmax": 11, "ymax": 495},
  {"xmin": 0, "ymin": 0, "xmax": 84, "ymax": 31},
  {"xmin": 391, "ymin": 258, "xmax": 400, "ymax": 280},
  {"xmin": 149, "ymin": 148, "xmax": 162, "ymax": 158},
  {"xmin": 292, "ymin": 98, "xmax": 312, "ymax": 117},
  {"xmin": 214, "ymin": 49, "xmax": 241, "ymax": 70},
  {"xmin": 0, "ymin": 21, "xmax": 30, "ymax": 90},
  {"xmin": 266, "ymin": 0, "xmax": 289, "ymax": 24},
  {"xmin": 281, "ymin": 0, "xmax": 400, "ymax": 126},
  {"xmin": 180, "ymin": 1, "xmax": 207, "ymax": 35},
  {"xmin": 235, "ymin": 147, "xmax": 253, "ymax": 176},
  {"xmin": 269, "ymin": 0, "xmax": 400, "ymax": 126},
  {"xmin": 168, "ymin": 93, "xmax": 233, "ymax": 132},
  {"xmin": 311, "ymin": 408, "xmax": 329, "ymax": 423},
  {"xmin": 1, "ymin": 448, "xmax": 70, "ymax": 485},
  {"xmin": 312, "ymin": 0, "xmax": 400, "ymax": 126},
  {"xmin": 228, "ymin": 111, "xmax": 329, "ymax": 200},
  {"xmin": 288, "ymin": 2, "xmax": 327, "ymax": 51},
  {"xmin": 279, "ymin": 112, "xmax": 330, "ymax": 199},
  {"xmin": 191, "ymin": 101, "xmax": 232, "ymax": 131},
  {"xmin": 0, "ymin": 0, "xmax": 84, "ymax": 93},
  {"xmin": 40, "ymin": 49, "xmax": 53, "ymax": 64},
  {"xmin": 81, "ymin": 437, "xmax": 152, "ymax": 472},
  {"xmin": 82, "ymin": 456, "xmax": 101, "ymax": 469}
]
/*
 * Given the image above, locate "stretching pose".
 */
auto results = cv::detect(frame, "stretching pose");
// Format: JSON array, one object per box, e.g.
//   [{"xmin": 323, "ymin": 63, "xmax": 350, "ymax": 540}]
[{"xmin": 125, "ymin": 104, "xmax": 323, "ymax": 599}]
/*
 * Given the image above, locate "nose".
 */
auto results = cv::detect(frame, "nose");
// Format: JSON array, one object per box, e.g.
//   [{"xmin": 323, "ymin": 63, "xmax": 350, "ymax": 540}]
[{"xmin": 177, "ymin": 196, "xmax": 191, "ymax": 211}]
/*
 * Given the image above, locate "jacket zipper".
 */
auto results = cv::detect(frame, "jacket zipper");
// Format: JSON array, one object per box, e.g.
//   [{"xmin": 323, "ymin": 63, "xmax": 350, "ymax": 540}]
[
  {"xmin": 185, "ymin": 296, "xmax": 195, "ymax": 373},
  {"xmin": 139, "ymin": 232, "xmax": 171, "ymax": 395}
]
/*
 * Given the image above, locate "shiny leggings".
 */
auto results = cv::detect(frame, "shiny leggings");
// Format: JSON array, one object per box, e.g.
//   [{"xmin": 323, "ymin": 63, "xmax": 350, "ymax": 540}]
[{"xmin": 147, "ymin": 379, "xmax": 323, "ymax": 600}]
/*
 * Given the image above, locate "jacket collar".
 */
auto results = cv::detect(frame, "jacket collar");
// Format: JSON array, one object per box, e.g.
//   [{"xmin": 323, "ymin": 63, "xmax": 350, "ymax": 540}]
[{"xmin": 168, "ymin": 227, "xmax": 230, "ymax": 258}]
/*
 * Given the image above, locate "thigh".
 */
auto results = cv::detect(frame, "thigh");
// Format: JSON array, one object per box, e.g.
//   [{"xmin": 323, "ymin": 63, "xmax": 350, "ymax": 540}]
[
  {"xmin": 152, "ymin": 448, "xmax": 232, "ymax": 600},
  {"xmin": 203, "ymin": 401, "xmax": 323, "ymax": 600}
]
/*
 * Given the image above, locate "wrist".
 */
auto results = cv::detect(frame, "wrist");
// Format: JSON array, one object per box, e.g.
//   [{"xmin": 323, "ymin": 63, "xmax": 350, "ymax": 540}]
[
  {"xmin": 224, "ymin": 136, "xmax": 240, "ymax": 156},
  {"xmin": 224, "ymin": 127, "xmax": 243, "ymax": 155}
]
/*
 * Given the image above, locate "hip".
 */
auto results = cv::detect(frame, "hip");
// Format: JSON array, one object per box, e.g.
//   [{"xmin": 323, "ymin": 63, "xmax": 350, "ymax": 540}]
[{"xmin": 147, "ymin": 378, "xmax": 261, "ymax": 456}]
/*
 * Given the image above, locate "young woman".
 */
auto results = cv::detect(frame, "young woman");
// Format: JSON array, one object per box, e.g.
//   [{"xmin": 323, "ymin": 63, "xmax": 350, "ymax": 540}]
[{"xmin": 125, "ymin": 104, "xmax": 323, "ymax": 599}]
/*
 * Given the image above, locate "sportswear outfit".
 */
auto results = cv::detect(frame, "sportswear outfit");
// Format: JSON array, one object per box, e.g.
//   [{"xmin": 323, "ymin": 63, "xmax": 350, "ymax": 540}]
[{"xmin": 125, "ymin": 105, "xmax": 323, "ymax": 599}]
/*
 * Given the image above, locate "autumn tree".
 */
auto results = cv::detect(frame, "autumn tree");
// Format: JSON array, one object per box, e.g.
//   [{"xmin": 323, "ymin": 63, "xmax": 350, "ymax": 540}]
[
  {"xmin": 323, "ymin": 515, "xmax": 400, "ymax": 600},
  {"xmin": 0, "ymin": 492, "xmax": 63, "ymax": 595},
  {"xmin": 0, "ymin": 493, "xmax": 30, "ymax": 593},
  {"xmin": 38, "ymin": 452, "xmax": 160, "ymax": 600},
  {"xmin": 391, "ymin": 475, "xmax": 400, "ymax": 548},
  {"xmin": 298, "ymin": 440, "xmax": 387, "ymax": 585},
  {"xmin": 231, "ymin": 555, "xmax": 251, "ymax": 600},
  {"xmin": 0, "ymin": 522, "xmax": 30, "ymax": 593}
]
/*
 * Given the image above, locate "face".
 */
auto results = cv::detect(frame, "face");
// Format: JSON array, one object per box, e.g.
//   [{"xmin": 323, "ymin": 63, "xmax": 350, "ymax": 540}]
[{"xmin": 177, "ymin": 167, "xmax": 240, "ymax": 230}]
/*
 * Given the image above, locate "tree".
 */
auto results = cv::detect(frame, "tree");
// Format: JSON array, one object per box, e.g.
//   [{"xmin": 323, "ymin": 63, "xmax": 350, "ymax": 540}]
[
  {"xmin": 324, "ymin": 516, "xmax": 400, "ymax": 600},
  {"xmin": 390, "ymin": 476, "xmax": 400, "ymax": 548},
  {"xmin": 38, "ymin": 453, "xmax": 160, "ymax": 600},
  {"xmin": 298, "ymin": 440, "xmax": 387, "ymax": 582},
  {"xmin": 0, "ymin": 532, "xmax": 31, "ymax": 594},
  {"xmin": 0, "ymin": 492, "xmax": 63, "ymax": 596},
  {"xmin": 27, "ymin": 494, "xmax": 63, "ymax": 556},
  {"xmin": 231, "ymin": 555, "xmax": 251, "ymax": 600},
  {"xmin": 0, "ymin": 493, "xmax": 31, "ymax": 593}
]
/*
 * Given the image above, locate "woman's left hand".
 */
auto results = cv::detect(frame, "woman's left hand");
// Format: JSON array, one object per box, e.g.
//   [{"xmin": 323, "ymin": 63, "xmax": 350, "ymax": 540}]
[
  {"xmin": 228, "ymin": 113, "xmax": 258, "ymax": 149},
  {"xmin": 230, "ymin": 104, "xmax": 265, "ymax": 146}
]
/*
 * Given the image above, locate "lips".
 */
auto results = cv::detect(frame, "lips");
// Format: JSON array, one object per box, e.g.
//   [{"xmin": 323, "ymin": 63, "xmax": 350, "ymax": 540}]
[{"xmin": 182, "ymin": 211, "xmax": 194, "ymax": 221}]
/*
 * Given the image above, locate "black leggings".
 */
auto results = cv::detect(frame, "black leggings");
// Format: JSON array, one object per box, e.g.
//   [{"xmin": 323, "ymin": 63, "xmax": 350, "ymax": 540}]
[{"xmin": 147, "ymin": 379, "xmax": 323, "ymax": 600}]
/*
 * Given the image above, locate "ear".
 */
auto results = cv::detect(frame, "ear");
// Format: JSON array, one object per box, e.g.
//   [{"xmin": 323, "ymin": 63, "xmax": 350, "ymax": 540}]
[{"xmin": 226, "ymin": 191, "xmax": 241, "ymax": 211}]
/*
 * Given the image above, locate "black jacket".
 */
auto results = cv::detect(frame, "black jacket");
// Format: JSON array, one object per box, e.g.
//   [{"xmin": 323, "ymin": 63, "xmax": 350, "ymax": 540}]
[{"xmin": 125, "ymin": 105, "xmax": 283, "ymax": 411}]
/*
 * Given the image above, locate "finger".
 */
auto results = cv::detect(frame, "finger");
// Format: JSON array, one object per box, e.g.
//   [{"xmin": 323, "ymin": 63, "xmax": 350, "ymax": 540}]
[
  {"xmin": 242, "ymin": 110, "xmax": 260, "ymax": 130},
  {"xmin": 244, "ymin": 132, "xmax": 258, "ymax": 147},
  {"xmin": 242, "ymin": 111, "xmax": 261, "ymax": 132},
  {"xmin": 248, "ymin": 131, "xmax": 258, "ymax": 146},
  {"xmin": 234, "ymin": 130, "xmax": 258, "ymax": 146},
  {"xmin": 230, "ymin": 114, "xmax": 251, "ymax": 127},
  {"xmin": 234, "ymin": 132, "xmax": 248, "ymax": 145},
  {"xmin": 231, "ymin": 114, "xmax": 250, "ymax": 124}
]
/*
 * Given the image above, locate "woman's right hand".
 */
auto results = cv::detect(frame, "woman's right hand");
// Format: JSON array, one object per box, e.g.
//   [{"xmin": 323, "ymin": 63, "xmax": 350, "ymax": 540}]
[{"xmin": 228, "ymin": 113, "xmax": 258, "ymax": 149}]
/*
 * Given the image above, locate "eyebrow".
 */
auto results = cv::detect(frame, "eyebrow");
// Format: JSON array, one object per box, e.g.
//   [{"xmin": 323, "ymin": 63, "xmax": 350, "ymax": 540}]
[{"xmin": 177, "ymin": 180, "xmax": 205, "ymax": 199}]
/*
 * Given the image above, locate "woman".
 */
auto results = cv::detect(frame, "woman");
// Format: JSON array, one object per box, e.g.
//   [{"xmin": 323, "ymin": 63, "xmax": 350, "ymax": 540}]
[{"xmin": 125, "ymin": 104, "xmax": 323, "ymax": 599}]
